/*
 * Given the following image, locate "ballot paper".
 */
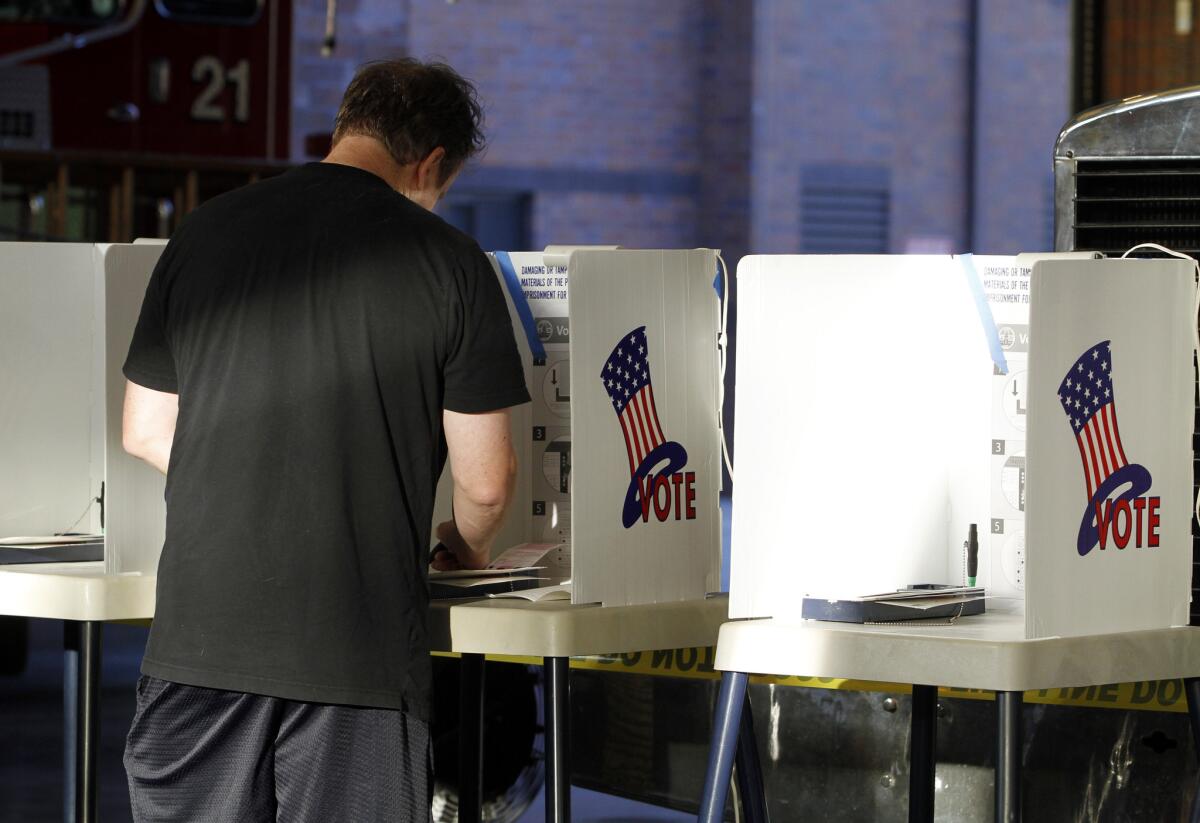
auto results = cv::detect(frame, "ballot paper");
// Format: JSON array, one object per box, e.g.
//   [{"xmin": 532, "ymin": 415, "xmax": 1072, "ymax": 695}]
[
  {"xmin": 427, "ymin": 543, "xmax": 571, "ymax": 598},
  {"xmin": 427, "ymin": 567, "xmax": 543, "ymax": 580},
  {"xmin": 428, "ymin": 575, "xmax": 546, "ymax": 599},
  {"xmin": 0, "ymin": 535, "xmax": 104, "ymax": 546},
  {"xmin": 487, "ymin": 542, "xmax": 568, "ymax": 571},
  {"xmin": 851, "ymin": 586, "xmax": 985, "ymax": 602},
  {"xmin": 490, "ymin": 583, "xmax": 573, "ymax": 602}
]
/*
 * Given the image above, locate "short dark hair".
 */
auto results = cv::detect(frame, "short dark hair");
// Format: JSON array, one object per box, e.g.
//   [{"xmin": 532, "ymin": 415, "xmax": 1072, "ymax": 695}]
[{"xmin": 332, "ymin": 58, "xmax": 485, "ymax": 185}]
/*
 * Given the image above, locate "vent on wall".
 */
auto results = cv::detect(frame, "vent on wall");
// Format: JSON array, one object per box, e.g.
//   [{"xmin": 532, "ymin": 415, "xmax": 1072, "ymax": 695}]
[{"xmin": 800, "ymin": 164, "xmax": 890, "ymax": 253}]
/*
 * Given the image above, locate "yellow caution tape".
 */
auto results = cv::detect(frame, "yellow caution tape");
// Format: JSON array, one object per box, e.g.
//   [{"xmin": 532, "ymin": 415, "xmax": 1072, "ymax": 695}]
[{"xmin": 433, "ymin": 647, "xmax": 1191, "ymax": 713}]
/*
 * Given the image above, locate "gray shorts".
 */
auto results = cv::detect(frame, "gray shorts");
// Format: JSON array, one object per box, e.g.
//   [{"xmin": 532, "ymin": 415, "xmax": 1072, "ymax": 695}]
[{"xmin": 124, "ymin": 675, "xmax": 432, "ymax": 823}]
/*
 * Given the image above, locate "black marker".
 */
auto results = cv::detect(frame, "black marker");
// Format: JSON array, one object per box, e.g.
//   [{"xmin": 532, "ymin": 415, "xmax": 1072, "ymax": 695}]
[{"xmin": 965, "ymin": 523, "xmax": 979, "ymax": 587}]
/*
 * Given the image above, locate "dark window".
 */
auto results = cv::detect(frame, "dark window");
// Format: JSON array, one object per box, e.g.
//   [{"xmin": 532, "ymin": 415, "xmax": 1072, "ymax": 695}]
[{"xmin": 440, "ymin": 191, "xmax": 532, "ymax": 253}]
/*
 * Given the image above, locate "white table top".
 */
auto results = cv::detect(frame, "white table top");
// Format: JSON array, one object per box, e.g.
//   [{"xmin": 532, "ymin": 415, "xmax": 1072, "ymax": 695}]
[
  {"xmin": 715, "ymin": 608, "xmax": 1200, "ymax": 692},
  {"xmin": 429, "ymin": 594, "xmax": 730, "ymax": 658},
  {"xmin": 0, "ymin": 564, "xmax": 729, "ymax": 658},
  {"xmin": 0, "ymin": 562, "xmax": 155, "ymax": 622}
]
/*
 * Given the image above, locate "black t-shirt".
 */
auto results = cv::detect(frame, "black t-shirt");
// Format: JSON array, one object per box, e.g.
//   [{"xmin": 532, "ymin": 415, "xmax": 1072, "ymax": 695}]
[{"xmin": 123, "ymin": 162, "xmax": 529, "ymax": 720}]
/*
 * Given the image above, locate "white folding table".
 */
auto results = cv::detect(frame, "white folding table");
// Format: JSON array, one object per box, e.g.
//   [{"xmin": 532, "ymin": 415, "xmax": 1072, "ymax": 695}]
[
  {"xmin": 0, "ymin": 565, "xmax": 730, "ymax": 823},
  {"xmin": 0, "ymin": 562, "xmax": 156, "ymax": 823},
  {"xmin": 697, "ymin": 608, "xmax": 1200, "ymax": 823},
  {"xmin": 429, "ymin": 593, "xmax": 730, "ymax": 823}
]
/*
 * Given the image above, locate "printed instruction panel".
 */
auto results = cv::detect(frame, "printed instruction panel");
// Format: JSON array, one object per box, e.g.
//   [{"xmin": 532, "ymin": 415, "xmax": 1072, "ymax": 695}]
[
  {"xmin": 978, "ymin": 256, "xmax": 1028, "ymax": 597},
  {"xmin": 511, "ymin": 253, "xmax": 572, "ymax": 544}
]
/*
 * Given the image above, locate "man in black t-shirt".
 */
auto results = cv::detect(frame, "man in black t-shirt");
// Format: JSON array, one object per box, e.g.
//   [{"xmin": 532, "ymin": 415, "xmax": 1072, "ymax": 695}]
[{"xmin": 120, "ymin": 60, "xmax": 529, "ymax": 822}]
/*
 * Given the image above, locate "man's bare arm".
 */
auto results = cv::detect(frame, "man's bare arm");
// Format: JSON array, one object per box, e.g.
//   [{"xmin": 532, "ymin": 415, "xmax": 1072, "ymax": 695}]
[
  {"xmin": 436, "ymin": 407, "xmax": 517, "ymax": 570},
  {"xmin": 122, "ymin": 380, "xmax": 178, "ymax": 475}
]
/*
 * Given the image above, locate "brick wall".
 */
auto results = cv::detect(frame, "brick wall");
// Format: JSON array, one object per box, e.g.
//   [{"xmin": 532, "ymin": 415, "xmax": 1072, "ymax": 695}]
[
  {"xmin": 405, "ymin": 0, "xmax": 708, "ymax": 249},
  {"xmin": 289, "ymin": 0, "xmax": 1069, "ymax": 257},
  {"xmin": 747, "ymin": 0, "xmax": 1069, "ymax": 255},
  {"xmin": 751, "ymin": 0, "xmax": 973, "ymax": 254},
  {"xmin": 408, "ymin": 1, "xmax": 703, "ymax": 172},
  {"xmin": 973, "ymin": 0, "xmax": 1071, "ymax": 253},
  {"xmin": 290, "ymin": 0, "xmax": 409, "ymax": 160},
  {"xmin": 533, "ymin": 191, "xmax": 698, "ymax": 249}
]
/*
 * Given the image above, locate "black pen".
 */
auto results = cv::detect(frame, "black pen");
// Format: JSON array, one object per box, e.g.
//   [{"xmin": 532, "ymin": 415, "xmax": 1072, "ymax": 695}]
[{"xmin": 965, "ymin": 523, "xmax": 979, "ymax": 587}]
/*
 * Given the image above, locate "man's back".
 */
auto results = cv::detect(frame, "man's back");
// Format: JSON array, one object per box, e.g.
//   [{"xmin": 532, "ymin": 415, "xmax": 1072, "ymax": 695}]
[{"xmin": 124, "ymin": 161, "xmax": 527, "ymax": 718}]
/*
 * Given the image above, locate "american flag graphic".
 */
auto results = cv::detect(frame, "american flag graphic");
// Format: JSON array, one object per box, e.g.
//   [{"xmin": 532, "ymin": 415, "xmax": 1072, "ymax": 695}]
[
  {"xmin": 601, "ymin": 326, "xmax": 667, "ymax": 475},
  {"xmin": 1058, "ymin": 341, "xmax": 1129, "ymax": 501}
]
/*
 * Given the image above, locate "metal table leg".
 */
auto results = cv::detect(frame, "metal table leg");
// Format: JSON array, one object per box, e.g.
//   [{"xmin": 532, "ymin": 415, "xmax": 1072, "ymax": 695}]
[
  {"xmin": 1184, "ymin": 678, "xmax": 1200, "ymax": 823},
  {"xmin": 995, "ymin": 690, "xmax": 1023, "ymax": 823},
  {"xmin": 458, "ymin": 653, "xmax": 485, "ymax": 823},
  {"xmin": 698, "ymin": 671, "xmax": 750, "ymax": 823},
  {"xmin": 544, "ymin": 656, "xmax": 570, "ymax": 823},
  {"xmin": 909, "ymin": 684, "xmax": 937, "ymax": 823},
  {"xmin": 734, "ymin": 680, "xmax": 770, "ymax": 823},
  {"xmin": 63, "ymin": 620, "xmax": 101, "ymax": 823}
]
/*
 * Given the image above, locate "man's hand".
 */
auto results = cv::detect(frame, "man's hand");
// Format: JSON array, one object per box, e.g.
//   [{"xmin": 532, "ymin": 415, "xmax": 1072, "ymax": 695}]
[{"xmin": 430, "ymin": 521, "xmax": 483, "ymax": 571}]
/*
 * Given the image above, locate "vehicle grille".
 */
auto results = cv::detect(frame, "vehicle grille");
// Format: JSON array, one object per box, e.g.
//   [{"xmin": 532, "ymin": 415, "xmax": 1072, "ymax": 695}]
[{"xmin": 1073, "ymin": 158, "xmax": 1200, "ymax": 255}]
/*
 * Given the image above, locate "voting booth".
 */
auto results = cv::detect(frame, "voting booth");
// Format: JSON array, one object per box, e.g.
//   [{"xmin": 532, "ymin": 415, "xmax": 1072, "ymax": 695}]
[
  {"xmin": 729, "ymin": 253, "xmax": 1194, "ymax": 638},
  {"xmin": 1025, "ymin": 259, "xmax": 1194, "ymax": 636},
  {"xmin": 0, "ymin": 242, "xmax": 166, "ymax": 574},
  {"xmin": 432, "ymin": 248, "xmax": 723, "ymax": 606}
]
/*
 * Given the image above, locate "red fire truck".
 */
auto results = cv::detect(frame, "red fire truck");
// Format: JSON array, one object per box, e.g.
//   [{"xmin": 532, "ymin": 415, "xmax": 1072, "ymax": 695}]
[
  {"xmin": 0, "ymin": 0, "xmax": 291, "ymax": 242},
  {"xmin": 0, "ymin": 0, "xmax": 289, "ymax": 159}
]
